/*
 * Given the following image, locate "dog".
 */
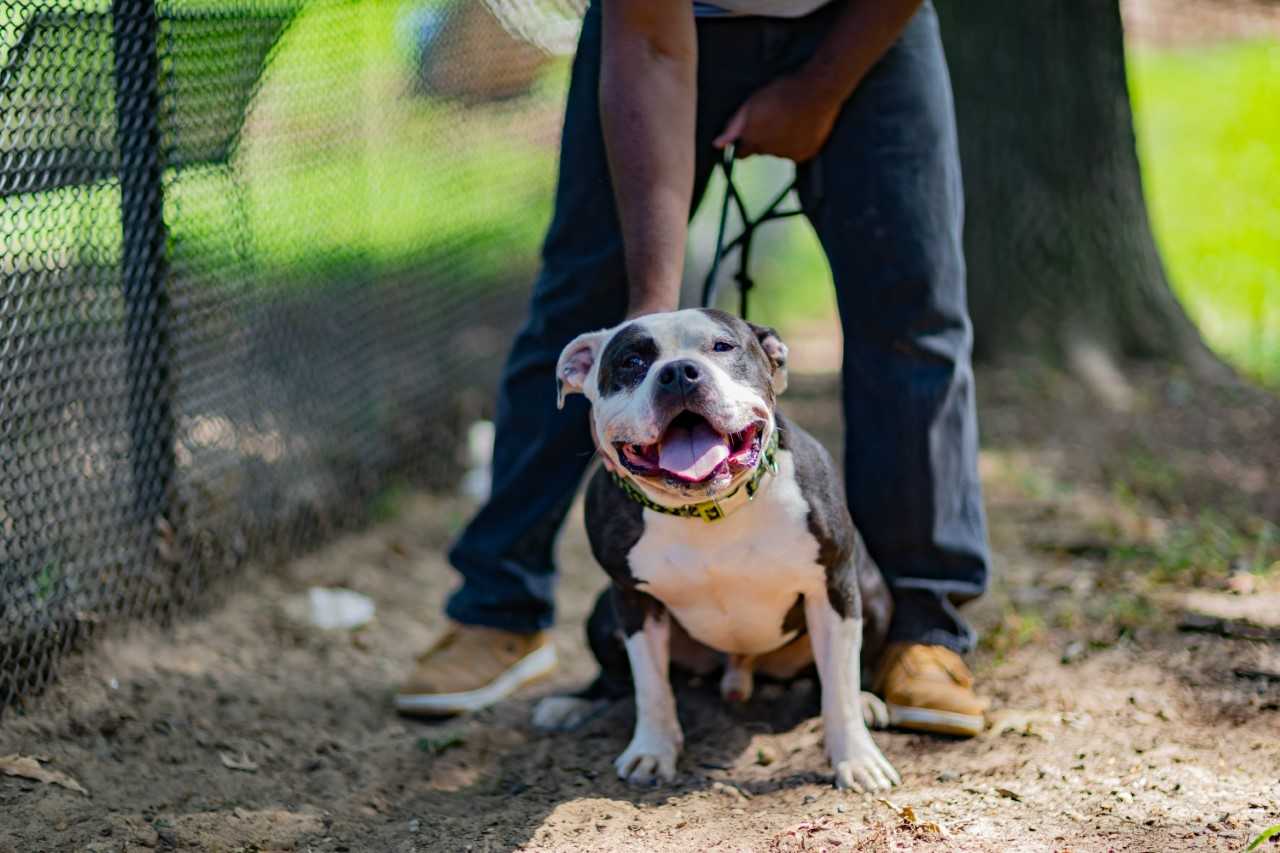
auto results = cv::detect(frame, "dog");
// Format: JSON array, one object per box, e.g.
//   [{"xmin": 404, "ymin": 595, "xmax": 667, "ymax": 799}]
[{"xmin": 533, "ymin": 308, "xmax": 899, "ymax": 792}]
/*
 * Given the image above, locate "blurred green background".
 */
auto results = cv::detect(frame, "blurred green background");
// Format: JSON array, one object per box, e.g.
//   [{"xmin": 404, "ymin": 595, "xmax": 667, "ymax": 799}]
[
  {"xmin": 1130, "ymin": 40, "xmax": 1280, "ymax": 384},
  {"xmin": 2, "ymin": 3, "xmax": 1275, "ymax": 383},
  {"xmin": 704, "ymin": 37, "xmax": 1280, "ymax": 385}
]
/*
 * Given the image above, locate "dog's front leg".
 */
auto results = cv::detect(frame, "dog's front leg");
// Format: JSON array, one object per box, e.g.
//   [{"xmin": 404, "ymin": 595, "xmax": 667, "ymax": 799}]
[
  {"xmin": 805, "ymin": 590, "xmax": 899, "ymax": 792},
  {"xmin": 613, "ymin": 589, "xmax": 682, "ymax": 785}
]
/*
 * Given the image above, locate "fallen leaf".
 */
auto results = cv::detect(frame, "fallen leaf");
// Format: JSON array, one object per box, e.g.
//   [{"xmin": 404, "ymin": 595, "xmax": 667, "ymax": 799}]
[
  {"xmin": 876, "ymin": 798, "xmax": 916, "ymax": 823},
  {"xmin": 0, "ymin": 754, "xmax": 88, "ymax": 795},
  {"xmin": 219, "ymin": 752, "xmax": 259, "ymax": 773}
]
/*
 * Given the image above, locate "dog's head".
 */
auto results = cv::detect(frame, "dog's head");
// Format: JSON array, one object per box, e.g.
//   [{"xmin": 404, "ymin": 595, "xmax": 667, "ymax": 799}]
[{"xmin": 556, "ymin": 308, "xmax": 788, "ymax": 504}]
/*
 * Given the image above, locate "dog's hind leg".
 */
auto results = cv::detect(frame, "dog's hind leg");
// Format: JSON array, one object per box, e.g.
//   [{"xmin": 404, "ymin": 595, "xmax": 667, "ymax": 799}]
[
  {"xmin": 532, "ymin": 587, "xmax": 720, "ymax": 736},
  {"xmin": 860, "ymin": 691, "xmax": 890, "ymax": 728},
  {"xmin": 532, "ymin": 588, "xmax": 624, "ymax": 732},
  {"xmin": 532, "ymin": 695, "xmax": 610, "ymax": 731}
]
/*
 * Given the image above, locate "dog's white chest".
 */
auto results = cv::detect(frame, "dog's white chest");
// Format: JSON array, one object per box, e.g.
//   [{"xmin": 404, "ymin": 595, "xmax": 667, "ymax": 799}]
[{"xmin": 627, "ymin": 451, "xmax": 825, "ymax": 655}]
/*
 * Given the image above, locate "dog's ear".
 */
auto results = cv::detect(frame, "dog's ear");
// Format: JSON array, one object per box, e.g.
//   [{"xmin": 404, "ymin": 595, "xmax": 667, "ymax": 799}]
[
  {"xmin": 555, "ymin": 329, "xmax": 612, "ymax": 409},
  {"xmin": 748, "ymin": 322, "xmax": 789, "ymax": 395}
]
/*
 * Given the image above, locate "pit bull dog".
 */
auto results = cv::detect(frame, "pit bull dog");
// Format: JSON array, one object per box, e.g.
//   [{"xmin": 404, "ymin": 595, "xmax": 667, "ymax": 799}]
[{"xmin": 534, "ymin": 308, "xmax": 899, "ymax": 792}]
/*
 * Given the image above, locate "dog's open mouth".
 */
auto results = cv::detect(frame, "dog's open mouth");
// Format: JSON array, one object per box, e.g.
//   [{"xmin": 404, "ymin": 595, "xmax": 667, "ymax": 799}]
[{"xmin": 616, "ymin": 412, "xmax": 764, "ymax": 484}]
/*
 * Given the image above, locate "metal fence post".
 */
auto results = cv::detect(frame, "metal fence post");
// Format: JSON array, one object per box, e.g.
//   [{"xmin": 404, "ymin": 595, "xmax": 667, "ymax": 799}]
[{"xmin": 112, "ymin": 0, "xmax": 175, "ymax": 524}]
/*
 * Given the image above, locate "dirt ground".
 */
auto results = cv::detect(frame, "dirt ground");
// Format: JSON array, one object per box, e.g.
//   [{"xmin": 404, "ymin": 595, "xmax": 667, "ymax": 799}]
[{"xmin": 2, "ymin": 352, "xmax": 1279, "ymax": 853}]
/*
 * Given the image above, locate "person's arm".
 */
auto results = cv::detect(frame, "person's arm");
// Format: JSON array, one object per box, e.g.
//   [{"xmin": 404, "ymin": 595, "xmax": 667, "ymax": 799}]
[
  {"xmin": 715, "ymin": 0, "xmax": 924, "ymax": 161},
  {"xmin": 600, "ymin": 0, "xmax": 697, "ymax": 318}
]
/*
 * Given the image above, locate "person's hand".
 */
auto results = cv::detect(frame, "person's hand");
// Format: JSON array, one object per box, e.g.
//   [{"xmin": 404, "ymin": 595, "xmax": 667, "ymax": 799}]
[{"xmin": 713, "ymin": 73, "xmax": 843, "ymax": 162}]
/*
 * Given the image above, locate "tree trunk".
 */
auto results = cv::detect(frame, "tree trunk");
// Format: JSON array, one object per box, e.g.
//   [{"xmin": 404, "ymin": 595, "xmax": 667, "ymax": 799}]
[{"xmin": 935, "ymin": 0, "xmax": 1222, "ymax": 378}]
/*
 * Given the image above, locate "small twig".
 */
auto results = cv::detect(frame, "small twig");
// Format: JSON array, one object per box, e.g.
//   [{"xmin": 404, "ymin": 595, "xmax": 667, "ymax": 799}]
[
  {"xmin": 1177, "ymin": 612, "xmax": 1280, "ymax": 643},
  {"xmin": 1234, "ymin": 668, "xmax": 1280, "ymax": 683}
]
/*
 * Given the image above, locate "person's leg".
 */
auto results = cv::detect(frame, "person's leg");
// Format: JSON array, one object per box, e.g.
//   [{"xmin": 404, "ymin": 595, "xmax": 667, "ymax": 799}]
[
  {"xmin": 442, "ymin": 2, "xmax": 627, "ymax": 634},
  {"xmin": 402, "ymin": 6, "xmax": 756, "ymax": 715},
  {"xmin": 792, "ymin": 2, "xmax": 989, "ymax": 732},
  {"xmin": 397, "ymin": 6, "xmax": 624, "ymax": 714}
]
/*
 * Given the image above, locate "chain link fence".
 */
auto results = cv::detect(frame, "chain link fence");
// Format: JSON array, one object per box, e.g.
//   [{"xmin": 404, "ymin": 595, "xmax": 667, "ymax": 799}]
[{"xmin": 1, "ymin": 0, "xmax": 582, "ymax": 712}]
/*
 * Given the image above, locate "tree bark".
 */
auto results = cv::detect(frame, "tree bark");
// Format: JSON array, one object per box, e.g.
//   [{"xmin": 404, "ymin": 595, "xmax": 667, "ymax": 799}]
[{"xmin": 935, "ymin": 0, "xmax": 1222, "ymax": 377}]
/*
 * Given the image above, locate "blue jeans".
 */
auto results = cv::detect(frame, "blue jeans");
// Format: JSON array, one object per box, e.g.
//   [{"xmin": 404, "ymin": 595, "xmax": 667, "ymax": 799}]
[{"xmin": 446, "ymin": 0, "xmax": 989, "ymax": 653}]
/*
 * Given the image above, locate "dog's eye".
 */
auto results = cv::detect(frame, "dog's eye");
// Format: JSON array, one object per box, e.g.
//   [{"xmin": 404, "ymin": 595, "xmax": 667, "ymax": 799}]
[
  {"xmin": 713, "ymin": 341, "xmax": 735, "ymax": 353},
  {"xmin": 624, "ymin": 354, "xmax": 648, "ymax": 371}
]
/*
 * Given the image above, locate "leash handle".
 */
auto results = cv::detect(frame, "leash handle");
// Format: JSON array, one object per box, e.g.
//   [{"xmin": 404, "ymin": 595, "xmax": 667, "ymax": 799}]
[
  {"xmin": 702, "ymin": 146, "xmax": 743, "ymax": 313},
  {"xmin": 700, "ymin": 144, "xmax": 803, "ymax": 319}
]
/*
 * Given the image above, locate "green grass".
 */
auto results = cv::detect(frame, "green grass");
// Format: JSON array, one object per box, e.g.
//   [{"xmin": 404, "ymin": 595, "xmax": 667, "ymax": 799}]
[
  {"xmin": 2, "ymin": 0, "xmax": 562, "ymax": 291},
  {"xmin": 1117, "ymin": 512, "xmax": 1280, "ymax": 587},
  {"xmin": 979, "ymin": 607, "xmax": 1047, "ymax": 660},
  {"xmin": 1129, "ymin": 40, "xmax": 1280, "ymax": 384},
  {"xmin": 225, "ymin": 0, "xmax": 563, "ymax": 283},
  {"xmin": 1247, "ymin": 824, "xmax": 1280, "ymax": 852}
]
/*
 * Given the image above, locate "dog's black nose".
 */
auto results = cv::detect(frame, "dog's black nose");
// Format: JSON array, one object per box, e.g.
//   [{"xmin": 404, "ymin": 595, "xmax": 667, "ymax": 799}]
[{"xmin": 656, "ymin": 359, "xmax": 701, "ymax": 396}]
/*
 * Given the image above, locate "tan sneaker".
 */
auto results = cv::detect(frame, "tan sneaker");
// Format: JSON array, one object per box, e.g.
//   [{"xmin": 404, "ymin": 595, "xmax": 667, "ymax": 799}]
[
  {"xmin": 395, "ymin": 622, "xmax": 556, "ymax": 716},
  {"xmin": 875, "ymin": 643, "xmax": 988, "ymax": 737}
]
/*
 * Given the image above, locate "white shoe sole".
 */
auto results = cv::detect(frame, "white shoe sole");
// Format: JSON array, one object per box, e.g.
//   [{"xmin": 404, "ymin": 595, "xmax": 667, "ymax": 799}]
[
  {"xmin": 887, "ymin": 703, "xmax": 984, "ymax": 737},
  {"xmin": 394, "ymin": 643, "xmax": 557, "ymax": 715}
]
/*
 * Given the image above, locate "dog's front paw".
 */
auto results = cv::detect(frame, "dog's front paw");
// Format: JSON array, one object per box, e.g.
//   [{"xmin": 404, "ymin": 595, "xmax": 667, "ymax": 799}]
[
  {"xmin": 614, "ymin": 730, "xmax": 681, "ymax": 785},
  {"xmin": 829, "ymin": 734, "xmax": 899, "ymax": 792}
]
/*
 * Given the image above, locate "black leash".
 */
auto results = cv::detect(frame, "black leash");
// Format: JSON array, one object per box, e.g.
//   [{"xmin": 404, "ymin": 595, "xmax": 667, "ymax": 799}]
[{"xmin": 700, "ymin": 144, "xmax": 804, "ymax": 319}]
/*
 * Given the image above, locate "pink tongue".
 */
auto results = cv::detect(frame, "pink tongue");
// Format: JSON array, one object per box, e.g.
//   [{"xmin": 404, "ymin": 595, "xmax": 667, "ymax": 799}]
[{"xmin": 658, "ymin": 420, "xmax": 729, "ymax": 481}]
